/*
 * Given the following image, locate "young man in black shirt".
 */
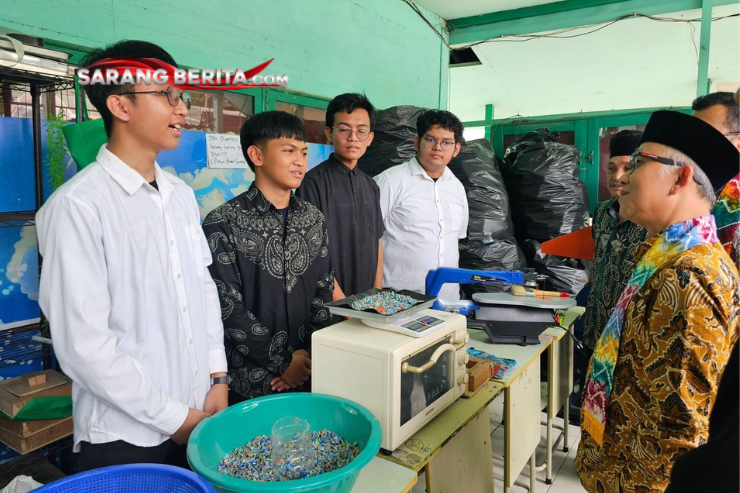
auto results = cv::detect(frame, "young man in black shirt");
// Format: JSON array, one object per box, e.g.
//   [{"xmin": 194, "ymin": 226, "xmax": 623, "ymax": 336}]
[
  {"xmin": 296, "ymin": 93, "xmax": 384, "ymax": 301},
  {"xmin": 203, "ymin": 111, "xmax": 333, "ymax": 402}
]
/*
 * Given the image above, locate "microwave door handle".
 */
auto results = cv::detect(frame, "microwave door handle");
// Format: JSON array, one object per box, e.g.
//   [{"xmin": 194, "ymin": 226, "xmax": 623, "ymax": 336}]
[{"xmin": 401, "ymin": 343, "xmax": 457, "ymax": 374}]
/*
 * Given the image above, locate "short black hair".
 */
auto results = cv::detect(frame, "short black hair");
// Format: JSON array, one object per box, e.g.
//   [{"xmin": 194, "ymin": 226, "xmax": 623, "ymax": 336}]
[
  {"xmin": 239, "ymin": 111, "xmax": 308, "ymax": 171},
  {"xmin": 325, "ymin": 93, "xmax": 376, "ymax": 130},
  {"xmin": 80, "ymin": 40, "xmax": 178, "ymax": 137},
  {"xmin": 416, "ymin": 109, "xmax": 464, "ymax": 144},
  {"xmin": 692, "ymin": 91, "xmax": 739, "ymax": 132}
]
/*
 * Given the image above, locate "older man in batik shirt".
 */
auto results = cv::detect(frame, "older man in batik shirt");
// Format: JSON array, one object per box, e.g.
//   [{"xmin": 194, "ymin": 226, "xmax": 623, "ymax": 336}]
[{"xmin": 576, "ymin": 111, "xmax": 740, "ymax": 493}]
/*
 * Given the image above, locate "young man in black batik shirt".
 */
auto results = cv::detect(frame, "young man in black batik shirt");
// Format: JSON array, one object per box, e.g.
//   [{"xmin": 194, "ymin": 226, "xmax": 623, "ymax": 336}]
[
  {"xmin": 296, "ymin": 93, "xmax": 384, "ymax": 302},
  {"xmin": 203, "ymin": 111, "xmax": 333, "ymax": 403}
]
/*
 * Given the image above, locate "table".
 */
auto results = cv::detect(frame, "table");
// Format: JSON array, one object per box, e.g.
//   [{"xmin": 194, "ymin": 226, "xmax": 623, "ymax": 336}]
[
  {"xmin": 467, "ymin": 331, "xmax": 551, "ymax": 493},
  {"xmin": 467, "ymin": 306, "xmax": 585, "ymax": 491},
  {"xmin": 351, "ymin": 457, "xmax": 418, "ymax": 493},
  {"xmin": 379, "ymin": 380, "xmax": 504, "ymax": 493},
  {"xmin": 538, "ymin": 307, "xmax": 585, "ymax": 483}
]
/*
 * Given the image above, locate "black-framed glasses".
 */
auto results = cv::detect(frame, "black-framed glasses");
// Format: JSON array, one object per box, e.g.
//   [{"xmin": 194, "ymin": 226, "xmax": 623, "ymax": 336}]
[
  {"xmin": 332, "ymin": 126, "xmax": 371, "ymax": 142},
  {"xmin": 119, "ymin": 86, "xmax": 192, "ymax": 110},
  {"xmin": 628, "ymin": 150, "xmax": 683, "ymax": 174},
  {"xmin": 421, "ymin": 136, "xmax": 456, "ymax": 150}
]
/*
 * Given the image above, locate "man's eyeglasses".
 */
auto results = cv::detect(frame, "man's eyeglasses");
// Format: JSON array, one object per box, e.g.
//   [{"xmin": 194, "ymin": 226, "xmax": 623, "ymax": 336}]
[
  {"xmin": 421, "ymin": 136, "xmax": 456, "ymax": 150},
  {"xmin": 119, "ymin": 86, "xmax": 192, "ymax": 110},
  {"xmin": 332, "ymin": 126, "xmax": 371, "ymax": 142},
  {"xmin": 628, "ymin": 150, "xmax": 683, "ymax": 174}
]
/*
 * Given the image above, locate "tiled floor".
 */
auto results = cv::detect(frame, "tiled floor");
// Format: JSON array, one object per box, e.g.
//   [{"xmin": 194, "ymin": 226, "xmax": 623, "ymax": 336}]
[{"xmin": 412, "ymin": 385, "xmax": 587, "ymax": 493}]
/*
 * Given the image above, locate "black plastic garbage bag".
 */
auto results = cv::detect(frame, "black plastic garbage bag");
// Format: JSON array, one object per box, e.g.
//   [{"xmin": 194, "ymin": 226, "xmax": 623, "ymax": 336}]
[
  {"xmin": 448, "ymin": 139, "xmax": 514, "ymax": 241},
  {"xmin": 502, "ymin": 130, "xmax": 589, "ymax": 242},
  {"xmin": 521, "ymin": 240, "xmax": 589, "ymax": 295},
  {"xmin": 358, "ymin": 105, "xmax": 426, "ymax": 177},
  {"xmin": 459, "ymin": 238, "xmax": 527, "ymax": 297}
]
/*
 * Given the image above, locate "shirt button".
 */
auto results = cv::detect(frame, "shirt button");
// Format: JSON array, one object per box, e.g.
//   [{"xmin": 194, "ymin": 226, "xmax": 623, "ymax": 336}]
[
  {"xmin": 182, "ymin": 306, "xmax": 188, "ymax": 313},
  {"xmin": 177, "ymin": 273, "xmax": 182, "ymax": 279},
  {"xmin": 170, "ymin": 240, "xmax": 175, "ymax": 246},
  {"xmin": 189, "ymin": 339, "xmax": 194, "ymax": 345}
]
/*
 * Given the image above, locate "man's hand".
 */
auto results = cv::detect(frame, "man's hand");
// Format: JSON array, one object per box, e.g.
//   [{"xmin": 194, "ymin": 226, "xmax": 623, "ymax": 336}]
[
  {"xmin": 171, "ymin": 408, "xmax": 209, "ymax": 445},
  {"xmin": 270, "ymin": 352, "xmax": 311, "ymax": 392},
  {"xmin": 203, "ymin": 384, "xmax": 228, "ymax": 415}
]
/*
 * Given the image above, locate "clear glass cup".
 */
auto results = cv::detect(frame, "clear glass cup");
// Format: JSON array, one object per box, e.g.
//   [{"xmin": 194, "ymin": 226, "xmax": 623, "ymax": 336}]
[{"xmin": 271, "ymin": 416, "xmax": 315, "ymax": 481}]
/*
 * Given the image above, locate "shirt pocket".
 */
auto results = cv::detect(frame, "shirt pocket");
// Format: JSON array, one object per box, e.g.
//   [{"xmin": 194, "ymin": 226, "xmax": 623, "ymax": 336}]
[{"xmin": 447, "ymin": 202, "xmax": 466, "ymax": 236}]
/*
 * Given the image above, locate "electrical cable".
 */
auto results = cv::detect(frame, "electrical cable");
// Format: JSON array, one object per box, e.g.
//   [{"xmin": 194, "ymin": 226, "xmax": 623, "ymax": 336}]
[
  {"xmin": 453, "ymin": 11, "xmax": 739, "ymax": 50},
  {"xmin": 402, "ymin": 0, "xmax": 452, "ymax": 49}
]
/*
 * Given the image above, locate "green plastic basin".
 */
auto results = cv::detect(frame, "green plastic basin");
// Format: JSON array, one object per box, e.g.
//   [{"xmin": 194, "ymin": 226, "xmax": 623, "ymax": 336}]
[{"xmin": 187, "ymin": 393, "xmax": 381, "ymax": 493}]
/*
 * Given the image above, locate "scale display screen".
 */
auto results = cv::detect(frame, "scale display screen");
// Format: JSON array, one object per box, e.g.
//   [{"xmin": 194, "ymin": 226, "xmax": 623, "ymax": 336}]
[{"xmin": 401, "ymin": 316, "xmax": 444, "ymax": 333}]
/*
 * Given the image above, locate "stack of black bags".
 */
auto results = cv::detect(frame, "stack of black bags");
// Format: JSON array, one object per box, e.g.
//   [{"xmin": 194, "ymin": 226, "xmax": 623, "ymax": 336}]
[
  {"xmin": 501, "ymin": 130, "xmax": 590, "ymax": 294},
  {"xmin": 447, "ymin": 139, "xmax": 527, "ymax": 297}
]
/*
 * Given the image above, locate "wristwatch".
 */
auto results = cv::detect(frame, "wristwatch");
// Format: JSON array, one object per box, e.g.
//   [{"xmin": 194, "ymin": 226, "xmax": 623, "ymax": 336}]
[{"xmin": 211, "ymin": 375, "xmax": 231, "ymax": 386}]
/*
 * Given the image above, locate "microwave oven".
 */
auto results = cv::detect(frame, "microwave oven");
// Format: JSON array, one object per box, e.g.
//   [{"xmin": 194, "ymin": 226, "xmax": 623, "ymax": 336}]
[{"xmin": 311, "ymin": 309, "xmax": 470, "ymax": 452}]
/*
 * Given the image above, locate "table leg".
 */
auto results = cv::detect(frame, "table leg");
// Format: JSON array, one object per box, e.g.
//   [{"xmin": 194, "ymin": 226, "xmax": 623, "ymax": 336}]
[
  {"xmin": 546, "ymin": 414, "xmax": 553, "ymax": 483},
  {"xmin": 564, "ymin": 394, "xmax": 570, "ymax": 452},
  {"xmin": 530, "ymin": 453, "xmax": 536, "ymax": 492}
]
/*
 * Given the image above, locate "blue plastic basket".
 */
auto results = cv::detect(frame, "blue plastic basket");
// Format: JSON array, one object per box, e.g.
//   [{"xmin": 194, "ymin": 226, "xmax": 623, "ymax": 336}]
[{"xmin": 33, "ymin": 463, "xmax": 217, "ymax": 493}]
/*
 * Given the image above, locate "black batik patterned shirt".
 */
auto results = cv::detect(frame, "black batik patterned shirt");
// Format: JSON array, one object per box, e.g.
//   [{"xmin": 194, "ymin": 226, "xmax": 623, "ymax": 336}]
[
  {"xmin": 582, "ymin": 198, "xmax": 647, "ymax": 350},
  {"xmin": 203, "ymin": 184, "xmax": 333, "ymax": 401}
]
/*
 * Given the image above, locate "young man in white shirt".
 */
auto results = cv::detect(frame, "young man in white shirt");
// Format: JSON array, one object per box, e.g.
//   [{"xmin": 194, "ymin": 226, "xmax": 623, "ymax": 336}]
[
  {"xmin": 374, "ymin": 110, "xmax": 469, "ymax": 301},
  {"xmin": 36, "ymin": 40, "xmax": 227, "ymax": 471}
]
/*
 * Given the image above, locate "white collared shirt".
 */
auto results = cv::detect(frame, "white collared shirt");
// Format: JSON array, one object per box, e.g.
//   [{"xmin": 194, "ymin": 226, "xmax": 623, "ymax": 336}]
[
  {"xmin": 37, "ymin": 145, "xmax": 227, "ymax": 452},
  {"xmin": 374, "ymin": 157, "xmax": 469, "ymax": 301}
]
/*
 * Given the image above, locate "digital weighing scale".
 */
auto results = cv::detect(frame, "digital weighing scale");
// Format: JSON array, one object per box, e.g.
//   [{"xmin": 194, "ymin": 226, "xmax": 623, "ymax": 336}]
[{"xmin": 325, "ymin": 289, "xmax": 448, "ymax": 337}]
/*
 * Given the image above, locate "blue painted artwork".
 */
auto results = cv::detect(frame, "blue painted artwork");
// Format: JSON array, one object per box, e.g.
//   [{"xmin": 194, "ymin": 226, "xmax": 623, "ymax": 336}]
[
  {"xmin": 157, "ymin": 131, "xmax": 332, "ymax": 218},
  {"xmin": 0, "ymin": 117, "xmax": 77, "ymax": 330}
]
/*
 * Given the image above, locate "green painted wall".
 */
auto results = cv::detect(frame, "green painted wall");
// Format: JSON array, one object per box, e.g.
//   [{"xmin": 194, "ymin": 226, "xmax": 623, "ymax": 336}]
[{"xmin": 1, "ymin": 0, "xmax": 449, "ymax": 110}]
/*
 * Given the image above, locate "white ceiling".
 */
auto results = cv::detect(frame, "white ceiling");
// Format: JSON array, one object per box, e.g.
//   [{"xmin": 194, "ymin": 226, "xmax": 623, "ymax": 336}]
[
  {"xmin": 449, "ymin": 4, "xmax": 740, "ymax": 126},
  {"xmin": 414, "ymin": 0, "xmax": 567, "ymax": 21}
]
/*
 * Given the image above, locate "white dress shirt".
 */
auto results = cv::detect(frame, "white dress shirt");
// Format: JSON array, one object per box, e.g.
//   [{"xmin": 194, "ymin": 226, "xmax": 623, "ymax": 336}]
[
  {"xmin": 37, "ymin": 145, "xmax": 227, "ymax": 452},
  {"xmin": 374, "ymin": 157, "xmax": 469, "ymax": 301}
]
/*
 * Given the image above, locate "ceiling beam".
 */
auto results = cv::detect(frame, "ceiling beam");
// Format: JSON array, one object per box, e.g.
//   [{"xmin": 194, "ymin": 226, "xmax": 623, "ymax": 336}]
[{"xmin": 448, "ymin": 0, "xmax": 736, "ymax": 46}]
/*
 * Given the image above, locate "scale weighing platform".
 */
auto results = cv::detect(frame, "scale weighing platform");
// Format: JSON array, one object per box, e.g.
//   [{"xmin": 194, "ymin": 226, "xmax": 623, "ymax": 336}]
[
  {"xmin": 470, "ymin": 292, "xmax": 576, "ymax": 345},
  {"xmin": 325, "ymin": 289, "xmax": 448, "ymax": 337}
]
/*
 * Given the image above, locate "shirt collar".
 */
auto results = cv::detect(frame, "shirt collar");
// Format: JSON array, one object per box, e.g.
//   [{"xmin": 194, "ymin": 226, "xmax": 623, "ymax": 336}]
[
  {"xmin": 247, "ymin": 182, "xmax": 299, "ymax": 214},
  {"xmin": 328, "ymin": 153, "xmax": 357, "ymax": 175},
  {"xmin": 96, "ymin": 144, "xmax": 175, "ymax": 203},
  {"xmin": 408, "ymin": 156, "xmax": 453, "ymax": 181},
  {"xmin": 607, "ymin": 198, "xmax": 620, "ymax": 220}
]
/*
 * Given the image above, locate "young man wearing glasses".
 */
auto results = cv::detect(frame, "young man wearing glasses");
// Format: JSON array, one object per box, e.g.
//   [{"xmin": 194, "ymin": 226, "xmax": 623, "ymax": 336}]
[
  {"xmin": 374, "ymin": 110, "xmax": 468, "ymax": 300},
  {"xmin": 296, "ymin": 93, "xmax": 384, "ymax": 301},
  {"xmin": 36, "ymin": 41, "xmax": 227, "ymax": 470}
]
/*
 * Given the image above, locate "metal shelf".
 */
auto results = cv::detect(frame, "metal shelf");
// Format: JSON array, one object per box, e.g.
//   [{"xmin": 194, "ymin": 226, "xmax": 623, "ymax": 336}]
[
  {"xmin": 0, "ymin": 325, "xmax": 50, "ymax": 370},
  {"xmin": 0, "ymin": 212, "xmax": 35, "ymax": 229}
]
